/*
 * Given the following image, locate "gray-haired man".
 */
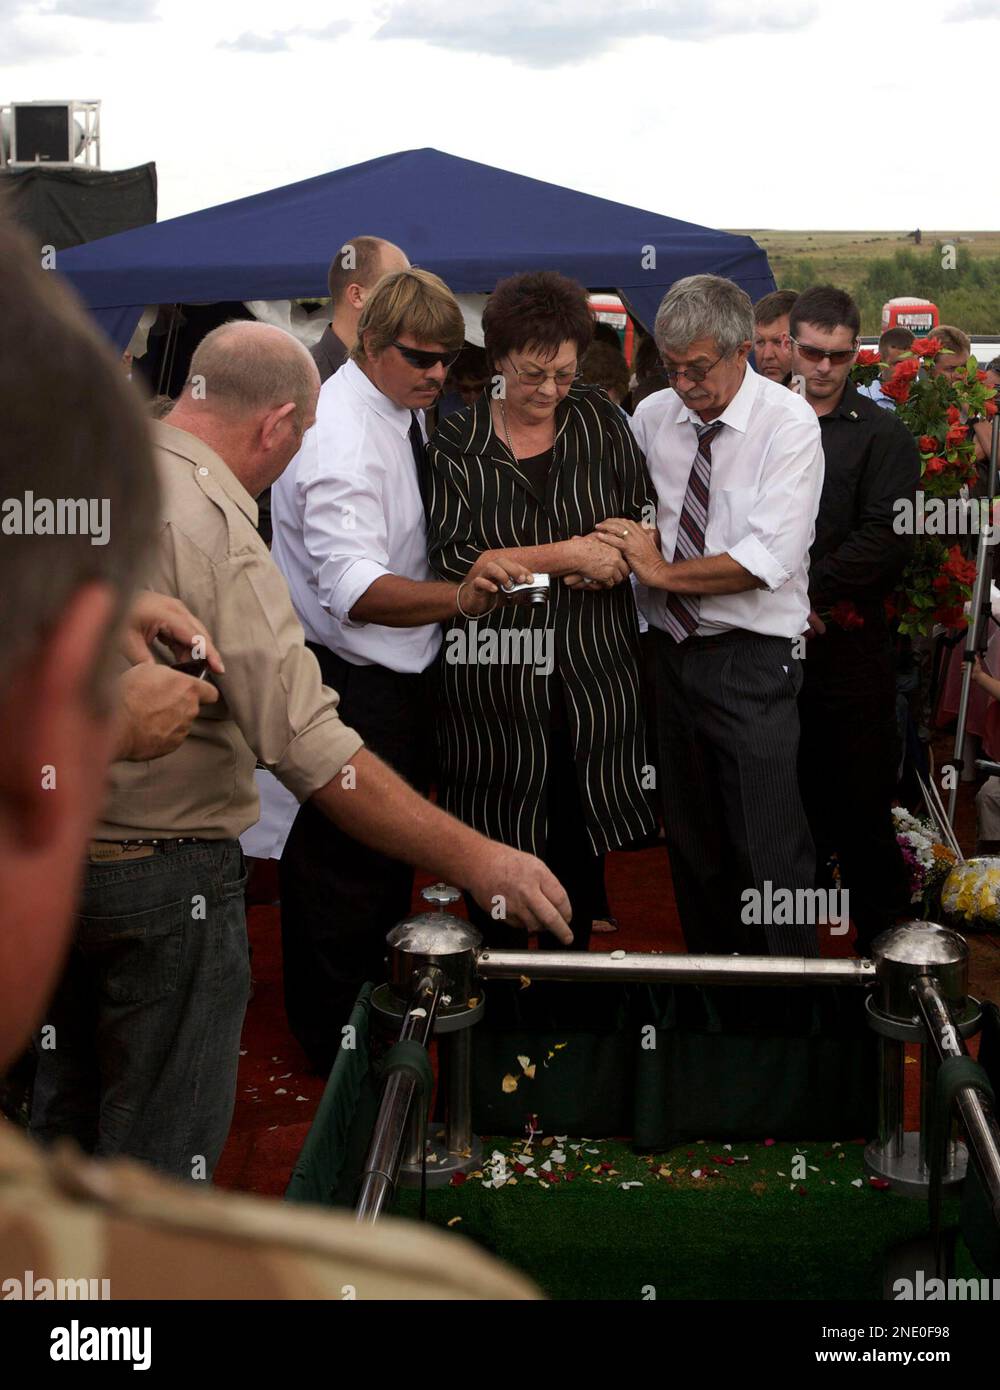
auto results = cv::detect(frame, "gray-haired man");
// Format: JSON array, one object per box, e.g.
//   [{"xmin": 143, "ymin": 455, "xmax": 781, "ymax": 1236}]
[{"xmin": 598, "ymin": 274, "xmax": 825, "ymax": 956}]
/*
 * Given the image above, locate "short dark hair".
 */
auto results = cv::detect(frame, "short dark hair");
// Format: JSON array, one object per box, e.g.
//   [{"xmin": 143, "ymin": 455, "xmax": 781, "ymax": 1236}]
[
  {"xmin": 0, "ymin": 219, "xmax": 158, "ymax": 704},
  {"xmin": 592, "ymin": 321, "xmax": 622, "ymax": 349},
  {"xmin": 581, "ymin": 341, "xmax": 630, "ymax": 402},
  {"xmin": 633, "ymin": 333, "xmax": 662, "ymax": 381},
  {"xmin": 790, "ymin": 285, "xmax": 861, "ymax": 340},
  {"xmin": 754, "ymin": 289, "xmax": 798, "ymax": 327},
  {"xmin": 934, "ymin": 324, "xmax": 971, "ymax": 357},
  {"xmin": 878, "ymin": 327, "xmax": 914, "ymax": 354},
  {"xmin": 483, "ymin": 271, "xmax": 593, "ymax": 370},
  {"xmin": 450, "ymin": 345, "xmax": 489, "ymax": 383},
  {"xmin": 327, "ymin": 235, "xmax": 396, "ymax": 307}
]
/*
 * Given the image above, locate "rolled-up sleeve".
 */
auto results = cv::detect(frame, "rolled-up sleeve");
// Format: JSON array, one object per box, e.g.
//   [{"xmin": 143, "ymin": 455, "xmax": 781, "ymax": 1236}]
[
  {"xmin": 727, "ymin": 414, "xmax": 825, "ymax": 593},
  {"xmin": 296, "ymin": 414, "xmax": 393, "ymax": 628},
  {"xmin": 209, "ymin": 541, "xmax": 364, "ymax": 801}
]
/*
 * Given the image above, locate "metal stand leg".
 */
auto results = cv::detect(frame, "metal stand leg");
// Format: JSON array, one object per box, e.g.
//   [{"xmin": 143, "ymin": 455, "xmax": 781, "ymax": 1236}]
[
  {"xmin": 879, "ymin": 1037, "xmax": 906, "ymax": 1161},
  {"xmin": 446, "ymin": 1027, "xmax": 473, "ymax": 1156}
]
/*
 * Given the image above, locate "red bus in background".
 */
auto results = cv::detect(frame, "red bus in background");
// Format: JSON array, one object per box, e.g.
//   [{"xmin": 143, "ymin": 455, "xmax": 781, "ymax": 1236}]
[
  {"xmin": 588, "ymin": 293, "xmax": 635, "ymax": 366},
  {"xmin": 881, "ymin": 297, "xmax": 939, "ymax": 334}
]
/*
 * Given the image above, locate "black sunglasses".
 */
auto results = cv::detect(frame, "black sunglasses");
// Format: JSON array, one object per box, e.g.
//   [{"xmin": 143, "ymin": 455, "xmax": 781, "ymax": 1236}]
[
  {"xmin": 390, "ymin": 340, "xmax": 462, "ymax": 370},
  {"xmin": 790, "ymin": 337, "xmax": 858, "ymax": 366}
]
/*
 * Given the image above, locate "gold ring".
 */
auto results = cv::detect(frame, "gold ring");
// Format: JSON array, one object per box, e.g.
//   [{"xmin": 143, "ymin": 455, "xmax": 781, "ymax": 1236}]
[{"xmin": 622, "ymin": 528, "xmax": 629, "ymax": 537}]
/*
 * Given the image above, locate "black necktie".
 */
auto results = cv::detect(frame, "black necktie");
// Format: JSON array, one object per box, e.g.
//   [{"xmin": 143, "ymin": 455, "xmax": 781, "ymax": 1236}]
[{"xmin": 409, "ymin": 411, "xmax": 428, "ymax": 504}]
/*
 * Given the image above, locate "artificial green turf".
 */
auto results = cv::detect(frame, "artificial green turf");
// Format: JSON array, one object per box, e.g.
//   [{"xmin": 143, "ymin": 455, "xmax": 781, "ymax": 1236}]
[{"xmin": 394, "ymin": 1137, "xmax": 959, "ymax": 1300}]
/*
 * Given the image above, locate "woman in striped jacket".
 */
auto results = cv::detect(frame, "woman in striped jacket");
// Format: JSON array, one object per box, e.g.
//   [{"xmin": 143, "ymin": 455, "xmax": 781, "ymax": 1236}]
[{"xmin": 425, "ymin": 271, "xmax": 656, "ymax": 952}]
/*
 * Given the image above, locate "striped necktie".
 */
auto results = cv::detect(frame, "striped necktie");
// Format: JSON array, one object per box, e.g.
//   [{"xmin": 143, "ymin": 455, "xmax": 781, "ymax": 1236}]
[{"xmin": 662, "ymin": 420, "xmax": 723, "ymax": 643}]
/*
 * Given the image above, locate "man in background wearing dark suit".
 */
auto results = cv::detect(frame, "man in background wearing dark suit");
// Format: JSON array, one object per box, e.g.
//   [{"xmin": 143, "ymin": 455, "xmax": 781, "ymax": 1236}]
[
  {"xmin": 257, "ymin": 237, "xmax": 411, "ymax": 545},
  {"xmin": 311, "ymin": 235, "xmax": 410, "ymax": 383}
]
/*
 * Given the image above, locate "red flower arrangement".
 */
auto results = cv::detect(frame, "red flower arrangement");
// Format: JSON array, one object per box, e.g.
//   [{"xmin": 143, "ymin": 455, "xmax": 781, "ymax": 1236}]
[
  {"xmin": 872, "ymin": 339, "xmax": 998, "ymax": 635},
  {"xmin": 828, "ymin": 600, "xmax": 865, "ymax": 630}
]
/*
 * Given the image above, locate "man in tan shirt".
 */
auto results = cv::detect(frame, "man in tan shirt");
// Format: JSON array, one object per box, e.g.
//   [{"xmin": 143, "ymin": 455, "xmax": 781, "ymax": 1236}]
[
  {"xmin": 0, "ymin": 222, "xmax": 536, "ymax": 1300},
  {"xmin": 30, "ymin": 318, "xmax": 571, "ymax": 1182}
]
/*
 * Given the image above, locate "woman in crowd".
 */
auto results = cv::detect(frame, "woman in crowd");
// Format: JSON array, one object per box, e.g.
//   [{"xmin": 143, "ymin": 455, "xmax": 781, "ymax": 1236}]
[{"xmin": 425, "ymin": 271, "xmax": 656, "ymax": 952}]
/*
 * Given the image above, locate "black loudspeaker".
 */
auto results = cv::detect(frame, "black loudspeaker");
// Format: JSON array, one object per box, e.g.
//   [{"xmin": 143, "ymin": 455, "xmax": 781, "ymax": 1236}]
[{"xmin": 12, "ymin": 105, "xmax": 74, "ymax": 164}]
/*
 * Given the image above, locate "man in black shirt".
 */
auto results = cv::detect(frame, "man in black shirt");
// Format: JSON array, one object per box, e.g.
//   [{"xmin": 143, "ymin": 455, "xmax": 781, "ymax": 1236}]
[
  {"xmin": 791, "ymin": 286, "xmax": 919, "ymax": 954},
  {"xmin": 310, "ymin": 234, "xmax": 410, "ymax": 385}
]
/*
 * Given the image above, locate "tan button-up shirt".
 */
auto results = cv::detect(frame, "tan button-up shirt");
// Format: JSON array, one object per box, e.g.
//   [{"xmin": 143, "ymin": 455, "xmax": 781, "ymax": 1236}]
[
  {"xmin": 0, "ymin": 1119, "xmax": 537, "ymax": 1300},
  {"xmin": 96, "ymin": 423, "xmax": 364, "ymax": 841}
]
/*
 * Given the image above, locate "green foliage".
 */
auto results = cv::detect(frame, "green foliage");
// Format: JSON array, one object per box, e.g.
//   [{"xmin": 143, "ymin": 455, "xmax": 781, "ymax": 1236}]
[{"xmin": 776, "ymin": 245, "xmax": 1000, "ymax": 335}]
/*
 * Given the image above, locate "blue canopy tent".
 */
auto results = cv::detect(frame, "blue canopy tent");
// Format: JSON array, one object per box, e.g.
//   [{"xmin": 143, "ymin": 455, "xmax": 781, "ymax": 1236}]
[{"xmin": 55, "ymin": 147, "xmax": 774, "ymax": 352}]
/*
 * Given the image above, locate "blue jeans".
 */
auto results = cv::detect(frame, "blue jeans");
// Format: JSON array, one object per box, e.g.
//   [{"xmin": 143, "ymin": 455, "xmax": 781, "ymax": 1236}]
[{"xmin": 30, "ymin": 840, "xmax": 250, "ymax": 1181}]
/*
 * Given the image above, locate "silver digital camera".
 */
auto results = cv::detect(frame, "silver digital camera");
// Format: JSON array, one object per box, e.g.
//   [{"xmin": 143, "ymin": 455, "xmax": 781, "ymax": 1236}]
[{"xmin": 502, "ymin": 573, "xmax": 551, "ymax": 606}]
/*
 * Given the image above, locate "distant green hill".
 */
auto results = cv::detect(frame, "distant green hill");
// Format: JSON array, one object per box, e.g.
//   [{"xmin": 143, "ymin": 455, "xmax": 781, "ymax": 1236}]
[{"xmin": 727, "ymin": 230, "xmax": 1000, "ymax": 336}]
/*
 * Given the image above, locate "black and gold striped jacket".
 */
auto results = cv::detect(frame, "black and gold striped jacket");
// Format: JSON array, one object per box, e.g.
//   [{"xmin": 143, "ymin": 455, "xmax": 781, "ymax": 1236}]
[{"xmin": 425, "ymin": 384, "xmax": 657, "ymax": 857}]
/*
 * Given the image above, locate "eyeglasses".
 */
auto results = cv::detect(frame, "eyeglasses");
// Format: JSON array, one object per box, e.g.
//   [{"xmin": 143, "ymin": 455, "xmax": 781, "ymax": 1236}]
[
  {"xmin": 507, "ymin": 358, "xmax": 581, "ymax": 388},
  {"xmin": 661, "ymin": 350, "xmax": 726, "ymax": 384},
  {"xmin": 790, "ymin": 337, "xmax": 858, "ymax": 366},
  {"xmin": 391, "ymin": 341, "xmax": 462, "ymax": 370}
]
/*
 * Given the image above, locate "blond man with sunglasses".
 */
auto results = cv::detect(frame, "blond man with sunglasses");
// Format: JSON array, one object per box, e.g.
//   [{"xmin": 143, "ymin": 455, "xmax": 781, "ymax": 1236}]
[{"xmin": 270, "ymin": 269, "xmax": 558, "ymax": 1070}]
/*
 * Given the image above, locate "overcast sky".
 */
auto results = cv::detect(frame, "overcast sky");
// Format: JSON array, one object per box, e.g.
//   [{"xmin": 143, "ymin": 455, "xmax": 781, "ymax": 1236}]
[{"xmin": 1, "ymin": 0, "xmax": 996, "ymax": 229}]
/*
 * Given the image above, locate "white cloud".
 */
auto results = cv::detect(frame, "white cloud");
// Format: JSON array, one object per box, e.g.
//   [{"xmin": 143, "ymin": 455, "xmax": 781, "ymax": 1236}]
[
  {"xmin": 49, "ymin": 0, "xmax": 160, "ymax": 19},
  {"xmin": 375, "ymin": 0, "xmax": 817, "ymax": 67},
  {"xmin": 0, "ymin": 0, "xmax": 993, "ymax": 230},
  {"xmin": 2, "ymin": 25, "xmax": 76, "ymax": 56},
  {"xmin": 217, "ymin": 18, "xmax": 351, "ymax": 51},
  {"xmin": 218, "ymin": 29, "xmax": 291, "ymax": 52},
  {"xmin": 946, "ymin": 0, "xmax": 998, "ymax": 18},
  {"xmin": 300, "ymin": 19, "xmax": 351, "ymax": 41}
]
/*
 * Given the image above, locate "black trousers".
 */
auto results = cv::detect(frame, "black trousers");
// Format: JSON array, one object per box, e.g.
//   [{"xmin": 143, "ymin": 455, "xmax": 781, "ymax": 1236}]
[
  {"xmin": 279, "ymin": 644, "xmax": 436, "ymax": 1073},
  {"xmin": 797, "ymin": 625, "xmax": 910, "ymax": 955},
  {"xmin": 650, "ymin": 625, "xmax": 817, "ymax": 956}
]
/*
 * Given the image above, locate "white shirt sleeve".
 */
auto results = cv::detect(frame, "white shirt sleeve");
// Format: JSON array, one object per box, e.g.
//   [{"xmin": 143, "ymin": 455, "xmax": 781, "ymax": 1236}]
[
  {"xmin": 296, "ymin": 412, "xmax": 392, "ymax": 628},
  {"xmin": 726, "ymin": 413, "xmax": 825, "ymax": 593},
  {"xmin": 628, "ymin": 399, "xmax": 651, "ymax": 454}
]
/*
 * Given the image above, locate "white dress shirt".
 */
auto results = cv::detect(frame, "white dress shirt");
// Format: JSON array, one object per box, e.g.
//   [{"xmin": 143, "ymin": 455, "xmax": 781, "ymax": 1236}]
[
  {"xmin": 630, "ymin": 366, "xmax": 825, "ymax": 639},
  {"xmin": 270, "ymin": 359, "xmax": 442, "ymax": 673}
]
